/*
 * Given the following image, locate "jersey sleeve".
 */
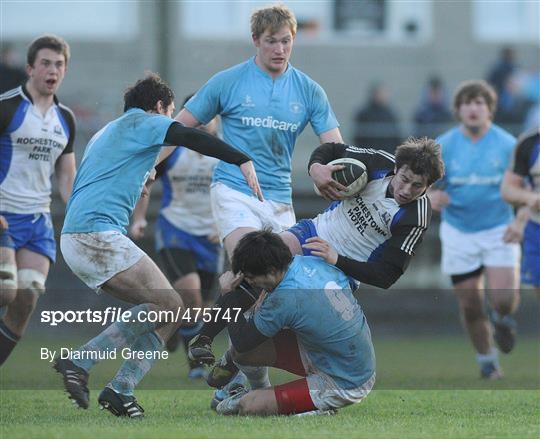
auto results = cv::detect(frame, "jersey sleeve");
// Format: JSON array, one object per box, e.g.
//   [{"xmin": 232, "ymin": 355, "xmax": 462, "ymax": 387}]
[
  {"xmin": 184, "ymin": 73, "xmax": 224, "ymax": 125},
  {"xmin": 143, "ymin": 114, "xmax": 176, "ymax": 146},
  {"xmin": 511, "ymin": 133, "xmax": 538, "ymax": 178},
  {"xmin": 0, "ymin": 92, "xmax": 22, "ymax": 134},
  {"xmin": 253, "ymin": 289, "xmax": 295, "ymax": 338},
  {"xmin": 381, "ymin": 196, "xmax": 432, "ymax": 271},
  {"xmin": 309, "ymin": 143, "xmax": 395, "ymax": 182},
  {"xmin": 309, "ymin": 82, "xmax": 340, "ymax": 136},
  {"xmin": 58, "ymin": 105, "xmax": 76, "ymax": 155}
]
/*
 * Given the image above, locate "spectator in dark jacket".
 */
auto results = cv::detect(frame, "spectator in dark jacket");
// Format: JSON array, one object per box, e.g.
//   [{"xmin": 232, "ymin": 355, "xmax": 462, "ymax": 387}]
[{"xmin": 353, "ymin": 83, "xmax": 401, "ymax": 153}]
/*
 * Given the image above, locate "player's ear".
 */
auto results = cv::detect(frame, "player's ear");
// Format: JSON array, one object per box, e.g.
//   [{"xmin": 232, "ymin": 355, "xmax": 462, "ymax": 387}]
[
  {"xmin": 154, "ymin": 100, "xmax": 164, "ymax": 114},
  {"xmin": 252, "ymin": 33, "xmax": 260, "ymax": 48}
]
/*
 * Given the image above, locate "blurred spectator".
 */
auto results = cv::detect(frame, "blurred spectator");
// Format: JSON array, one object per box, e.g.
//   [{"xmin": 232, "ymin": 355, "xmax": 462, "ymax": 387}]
[
  {"xmin": 413, "ymin": 76, "xmax": 453, "ymax": 138},
  {"xmin": 486, "ymin": 47, "xmax": 517, "ymax": 95},
  {"xmin": 494, "ymin": 74, "xmax": 532, "ymax": 135},
  {"xmin": 353, "ymin": 83, "xmax": 401, "ymax": 153},
  {"xmin": 524, "ymin": 104, "xmax": 540, "ymax": 131},
  {"xmin": 523, "ymin": 68, "xmax": 540, "ymax": 131},
  {"xmin": 0, "ymin": 43, "xmax": 27, "ymax": 93}
]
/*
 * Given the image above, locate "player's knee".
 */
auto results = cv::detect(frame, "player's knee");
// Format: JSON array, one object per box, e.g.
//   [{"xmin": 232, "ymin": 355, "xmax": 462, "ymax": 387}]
[
  {"xmin": 178, "ymin": 288, "xmax": 202, "ymax": 310},
  {"xmin": 159, "ymin": 291, "xmax": 183, "ymax": 313},
  {"xmin": 0, "ymin": 285, "xmax": 17, "ymax": 306},
  {"xmin": 461, "ymin": 303, "xmax": 485, "ymax": 322},
  {"xmin": 18, "ymin": 269, "xmax": 46, "ymax": 295}
]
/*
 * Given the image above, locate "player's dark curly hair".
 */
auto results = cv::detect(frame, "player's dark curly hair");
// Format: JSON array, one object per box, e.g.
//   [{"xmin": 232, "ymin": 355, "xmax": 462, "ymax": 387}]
[
  {"xmin": 395, "ymin": 137, "xmax": 445, "ymax": 186},
  {"xmin": 232, "ymin": 230, "xmax": 292, "ymax": 277},
  {"xmin": 123, "ymin": 72, "xmax": 175, "ymax": 112}
]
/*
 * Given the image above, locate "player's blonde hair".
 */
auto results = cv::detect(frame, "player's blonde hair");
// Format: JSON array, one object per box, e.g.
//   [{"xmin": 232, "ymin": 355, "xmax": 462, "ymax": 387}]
[{"xmin": 251, "ymin": 4, "xmax": 297, "ymax": 39}]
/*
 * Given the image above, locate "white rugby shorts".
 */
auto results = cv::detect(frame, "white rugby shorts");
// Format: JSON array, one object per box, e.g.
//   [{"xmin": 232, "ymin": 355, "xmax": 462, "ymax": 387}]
[
  {"xmin": 440, "ymin": 222, "xmax": 520, "ymax": 275},
  {"xmin": 210, "ymin": 182, "xmax": 296, "ymax": 241},
  {"xmin": 60, "ymin": 231, "xmax": 145, "ymax": 292}
]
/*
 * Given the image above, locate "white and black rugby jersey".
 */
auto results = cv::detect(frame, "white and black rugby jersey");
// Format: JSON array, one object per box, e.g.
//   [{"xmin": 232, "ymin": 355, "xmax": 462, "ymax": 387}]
[
  {"xmin": 0, "ymin": 85, "xmax": 75, "ymax": 213},
  {"xmin": 511, "ymin": 128, "xmax": 540, "ymax": 224},
  {"xmin": 310, "ymin": 144, "xmax": 431, "ymax": 274},
  {"xmin": 155, "ymin": 147, "xmax": 218, "ymax": 236}
]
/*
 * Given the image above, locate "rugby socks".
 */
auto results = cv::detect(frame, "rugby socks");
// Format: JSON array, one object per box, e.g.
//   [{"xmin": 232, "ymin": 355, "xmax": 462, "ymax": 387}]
[
  {"xmin": 476, "ymin": 347, "xmax": 500, "ymax": 369},
  {"xmin": 109, "ymin": 330, "xmax": 163, "ymax": 396},
  {"xmin": 200, "ymin": 282, "xmax": 258, "ymax": 340},
  {"xmin": 72, "ymin": 304, "xmax": 157, "ymax": 371},
  {"xmin": 234, "ymin": 364, "xmax": 271, "ymax": 390},
  {"xmin": 0, "ymin": 319, "xmax": 19, "ymax": 366}
]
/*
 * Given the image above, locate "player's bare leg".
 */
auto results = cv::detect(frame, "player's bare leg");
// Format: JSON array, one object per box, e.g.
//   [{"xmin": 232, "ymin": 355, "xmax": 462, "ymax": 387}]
[
  {"xmin": 167, "ymin": 272, "xmax": 207, "ymax": 378},
  {"xmin": 216, "ymin": 339, "xmax": 278, "ymax": 415},
  {"xmin": 0, "ymin": 246, "xmax": 17, "ymax": 307},
  {"xmin": 101, "ymin": 254, "xmax": 183, "ymax": 342},
  {"xmin": 223, "ymin": 227, "xmax": 258, "ymax": 261},
  {"xmin": 453, "ymin": 274, "xmax": 502, "ymax": 378},
  {"xmin": 55, "ymin": 255, "xmax": 183, "ymax": 411},
  {"xmin": 485, "ymin": 266, "xmax": 520, "ymax": 354},
  {"xmin": 3, "ymin": 249, "xmax": 49, "ymax": 337}
]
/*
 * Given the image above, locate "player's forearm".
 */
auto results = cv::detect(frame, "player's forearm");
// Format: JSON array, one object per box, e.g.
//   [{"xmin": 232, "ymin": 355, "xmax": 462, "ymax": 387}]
[
  {"xmin": 335, "ymin": 256, "xmax": 403, "ymax": 289},
  {"xmin": 501, "ymin": 183, "xmax": 535, "ymax": 207},
  {"xmin": 132, "ymin": 192, "xmax": 150, "ymax": 223},
  {"xmin": 164, "ymin": 123, "xmax": 251, "ymax": 165},
  {"xmin": 308, "ymin": 142, "xmax": 348, "ymax": 173},
  {"xmin": 56, "ymin": 154, "xmax": 76, "ymax": 204}
]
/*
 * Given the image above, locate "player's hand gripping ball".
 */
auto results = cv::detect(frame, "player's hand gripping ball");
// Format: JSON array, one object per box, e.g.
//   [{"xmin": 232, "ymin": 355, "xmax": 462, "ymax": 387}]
[{"xmin": 314, "ymin": 158, "xmax": 368, "ymax": 198}]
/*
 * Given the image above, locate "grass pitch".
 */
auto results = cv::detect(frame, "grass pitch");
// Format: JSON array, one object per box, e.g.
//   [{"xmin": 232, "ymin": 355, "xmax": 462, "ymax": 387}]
[{"xmin": 1, "ymin": 335, "xmax": 539, "ymax": 438}]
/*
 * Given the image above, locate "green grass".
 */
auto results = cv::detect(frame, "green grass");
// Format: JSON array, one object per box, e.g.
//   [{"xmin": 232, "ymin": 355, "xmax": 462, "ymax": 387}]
[{"xmin": 1, "ymin": 335, "xmax": 539, "ymax": 438}]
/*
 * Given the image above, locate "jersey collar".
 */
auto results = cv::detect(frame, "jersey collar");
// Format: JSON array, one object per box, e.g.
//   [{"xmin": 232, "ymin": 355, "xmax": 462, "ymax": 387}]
[
  {"xmin": 250, "ymin": 56, "xmax": 292, "ymax": 81},
  {"xmin": 21, "ymin": 84, "xmax": 59, "ymax": 106}
]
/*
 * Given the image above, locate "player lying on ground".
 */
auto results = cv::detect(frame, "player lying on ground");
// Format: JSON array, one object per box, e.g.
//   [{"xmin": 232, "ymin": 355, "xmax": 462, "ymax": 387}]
[
  {"xmin": 189, "ymin": 138, "xmax": 444, "ymax": 380},
  {"xmin": 53, "ymin": 73, "xmax": 262, "ymax": 418},
  {"xmin": 212, "ymin": 230, "xmax": 375, "ymax": 416}
]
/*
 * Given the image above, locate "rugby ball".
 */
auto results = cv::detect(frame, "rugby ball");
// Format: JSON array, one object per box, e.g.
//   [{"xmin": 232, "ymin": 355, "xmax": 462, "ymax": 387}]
[{"xmin": 314, "ymin": 158, "xmax": 368, "ymax": 198}]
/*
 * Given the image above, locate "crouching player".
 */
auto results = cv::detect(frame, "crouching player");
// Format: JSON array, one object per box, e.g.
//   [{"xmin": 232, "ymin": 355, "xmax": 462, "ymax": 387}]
[
  {"xmin": 54, "ymin": 73, "xmax": 261, "ymax": 418},
  {"xmin": 214, "ymin": 230, "xmax": 375, "ymax": 416}
]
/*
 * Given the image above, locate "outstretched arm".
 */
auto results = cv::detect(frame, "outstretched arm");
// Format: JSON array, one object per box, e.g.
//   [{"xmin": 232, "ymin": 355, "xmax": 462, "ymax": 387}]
[
  {"xmin": 160, "ymin": 122, "xmax": 264, "ymax": 201},
  {"xmin": 302, "ymin": 237, "xmax": 403, "ymax": 289}
]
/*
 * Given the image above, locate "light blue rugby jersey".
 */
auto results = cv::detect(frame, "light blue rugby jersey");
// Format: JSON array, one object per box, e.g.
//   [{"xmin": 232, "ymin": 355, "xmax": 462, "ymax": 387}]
[
  {"xmin": 185, "ymin": 57, "xmax": 339, "ymax": 204},
  {"xmin": 436, "ymin": 124, "xmax": 516, "ymax": 232},
  {"xmin": 62, "ymin": 109, "xmax": 174, "ymax": 234},
  {"xmin": 254, "ymin": 256, "xmax": 375, "ymax": 390}
]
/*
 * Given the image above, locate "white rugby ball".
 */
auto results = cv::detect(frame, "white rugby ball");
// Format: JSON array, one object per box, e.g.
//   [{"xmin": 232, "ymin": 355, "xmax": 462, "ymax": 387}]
[{"xmin": 314, "ymin": 158, "xmax": 368, "ymax": 198}]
